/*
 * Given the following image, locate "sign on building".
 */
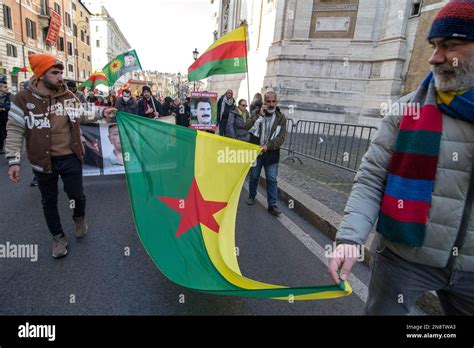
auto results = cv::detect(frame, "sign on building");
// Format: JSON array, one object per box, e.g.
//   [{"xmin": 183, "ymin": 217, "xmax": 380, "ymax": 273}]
[{"xmin": 45, "ymin": 10, "xmax": 61, "ymax": 46}]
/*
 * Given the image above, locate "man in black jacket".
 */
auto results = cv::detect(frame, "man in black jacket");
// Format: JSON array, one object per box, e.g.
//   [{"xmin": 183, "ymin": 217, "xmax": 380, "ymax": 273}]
[
  {"xmin": 138, "ymin": 86, "xmax": 163, "ymax": 118},
  {"xmin": 115, "ymin": 89, "xmax": 138, "ymax": 116},
  {"xmin": 172, "ymin": 97, "xmax": 190, "ymax": 127},
  {"xmin": 66, "ymin": 80, "xmax": 86, "ymax": 103},
  {"xmin": 161, "ymin": 96, "xmax": 174, "ymax": 116},
  {"xmin": 217, "ymin": 89, "xmax": 235, "ymax": 136}
]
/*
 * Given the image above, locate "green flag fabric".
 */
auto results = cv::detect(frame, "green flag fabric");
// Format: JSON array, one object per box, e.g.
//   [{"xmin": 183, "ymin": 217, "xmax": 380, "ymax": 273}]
[
  {"xmin": 102, "ymin": 49, "xmax": 142, "ymax": 86},
  {"xmin": 116, "ymin": 112, "xmax": 353, "ymax": 300}
]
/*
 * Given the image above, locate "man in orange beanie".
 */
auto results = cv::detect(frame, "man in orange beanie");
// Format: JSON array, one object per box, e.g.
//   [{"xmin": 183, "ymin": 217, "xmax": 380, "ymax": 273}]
[{"xmin": 4, "ymin": 53, "xmax": 116, "ymax": 258}]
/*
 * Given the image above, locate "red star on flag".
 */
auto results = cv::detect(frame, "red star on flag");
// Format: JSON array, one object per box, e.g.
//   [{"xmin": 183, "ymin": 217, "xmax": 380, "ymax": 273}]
[{"xmin": 157, "ymin": 178, "xmax": 227, "ymax": 238}]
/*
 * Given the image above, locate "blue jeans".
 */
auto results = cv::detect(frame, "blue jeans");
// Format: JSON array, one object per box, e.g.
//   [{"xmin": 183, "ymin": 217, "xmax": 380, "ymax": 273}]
[{"xmin": 249, "ymin": 156, "xmax": 279, "ymax": 207}]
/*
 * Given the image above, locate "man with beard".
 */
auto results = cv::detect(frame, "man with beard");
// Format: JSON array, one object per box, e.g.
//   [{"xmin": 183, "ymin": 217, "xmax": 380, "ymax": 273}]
[
  {"xmin": 66, "ymin": 80, "xmax": 86, "ymax": 103},
  {"xmin": 138, "ymin": 86, "xmax": 163, "ymax": 119},
  {"xmin": 217, "ymin": 89, "xmax": 235, "ymax": 136},
  {"xmin": 117, "ymin": 52, "xmax": 139, "ymax": 77},
  {"xmin": 86, "ymin": 91, "xmax": 97, "ymax": 104},
  {"xmin": 195, "ymin": 99, "xmax": 212, "ymax": 125},
  {"xmin": 245, "ymin": 91, "xmax": 287, "ymax": 216},
  {"xmin": 4, "ymin": 54, "xmax": 116, "ymax": 259},
  {"xmin": 326, "ymin": 0, "xmax": 474, "ymax": 315}
]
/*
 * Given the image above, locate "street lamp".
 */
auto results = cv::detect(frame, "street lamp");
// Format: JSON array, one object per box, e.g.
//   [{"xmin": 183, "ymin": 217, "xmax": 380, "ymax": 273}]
[{"xmin": 192, "ymin": 48, "xmax": 199, "ymax": 91}]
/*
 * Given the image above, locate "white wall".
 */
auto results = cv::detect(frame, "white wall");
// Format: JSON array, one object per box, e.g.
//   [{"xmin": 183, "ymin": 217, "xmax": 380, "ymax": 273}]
[
  {"xmin": 208, "ymin": 0, "xmax": 277, "ymax": 102},
  {"xmin": 90, "ymin": 17, "xmax": 108, "ymax": 71}
]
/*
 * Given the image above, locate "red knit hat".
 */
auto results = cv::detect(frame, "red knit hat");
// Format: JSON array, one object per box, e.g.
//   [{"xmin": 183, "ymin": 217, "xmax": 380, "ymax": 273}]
[
  {"xmin": 28, "ymin": 54, "xmax": 64, "ymax": 79},
  {"xmin": 428, "ymin": 0, "xmax": 474, "ymax": 41}
]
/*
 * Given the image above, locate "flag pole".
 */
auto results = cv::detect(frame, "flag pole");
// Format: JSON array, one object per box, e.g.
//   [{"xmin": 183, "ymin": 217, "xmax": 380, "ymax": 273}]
[
  {"xmin": 143, "ymin": 69, "xmax": 158, "ymax": 117},
  {"xmin": 243, "ymin": 22, "xmax": 251, "ymax": 111},
  {"xmin": 150, "ymin": 88, "xmax": 158, "ymax": 117}
]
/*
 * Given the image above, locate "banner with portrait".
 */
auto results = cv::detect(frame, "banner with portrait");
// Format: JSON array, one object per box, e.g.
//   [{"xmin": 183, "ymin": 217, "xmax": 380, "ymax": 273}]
[
  {"xmin": 80, "ymin": 116, "xmax": 177, "ymax": 176},
  {"xmin": 190, "ymin": 91, "xmax": 218, "ymax": 131},
  {"xmin": 80, "ymin": 122, "xmax": 125, "ymax": 176}
]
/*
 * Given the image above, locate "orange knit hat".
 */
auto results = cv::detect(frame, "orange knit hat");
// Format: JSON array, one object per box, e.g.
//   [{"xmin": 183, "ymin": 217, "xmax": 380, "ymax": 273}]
[{"xmin": 28, "ymin": 54, "xmax": 64, "ymax": 79}]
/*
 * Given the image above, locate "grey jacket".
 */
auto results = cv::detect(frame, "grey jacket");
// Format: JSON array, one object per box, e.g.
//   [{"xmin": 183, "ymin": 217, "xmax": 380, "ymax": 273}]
[
  {"xmin": 226, "ymin": 107, "xmax": 249, "ymax": 141},
  {"xmin": 337, "ymin": 93, "xmax": 474, "ymax": 272}
]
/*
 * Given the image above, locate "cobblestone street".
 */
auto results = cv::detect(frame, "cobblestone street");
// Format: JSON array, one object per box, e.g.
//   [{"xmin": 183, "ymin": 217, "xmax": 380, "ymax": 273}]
[{"xmin": 280, "ymin": 149, "xmax": 356, "ymax": 214}]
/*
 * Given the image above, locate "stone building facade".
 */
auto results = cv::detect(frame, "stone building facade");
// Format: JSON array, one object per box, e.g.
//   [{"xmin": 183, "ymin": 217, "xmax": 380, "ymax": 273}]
[
  {"xmin": 209, "ymin": 0, "xmax": 448, "ymax": 127},
  {"xmin": 81, "ymin": 1, "xmax": 130, "ymax": 74},
  {"xmin": 0, "ymin": 0, "xmax": 93, "ymax": 91}
]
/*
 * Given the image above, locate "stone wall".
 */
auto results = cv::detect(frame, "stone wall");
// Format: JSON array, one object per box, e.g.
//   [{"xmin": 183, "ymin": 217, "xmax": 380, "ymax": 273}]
[
  {"xmin": 209, "ymin": 0, "xmax": 441, "ymax": 129},
  {"xmin": 263, "ymin": 0, "xmax": 418, "ymax": 127},
  {"xmin": 403, "ymin": 1, "xmax": 447, "ymax": 94}
]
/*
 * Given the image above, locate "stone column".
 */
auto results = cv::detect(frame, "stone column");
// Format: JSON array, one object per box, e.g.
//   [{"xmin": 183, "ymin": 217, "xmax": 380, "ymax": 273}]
[
  {"xmin": 353, "ymin": 0, "xmax": 383, "ymax": 41},
  {"xmin": 292, "ymin": 0, "xmax": 313, "ymax": 39},
  {"xmin": 381, "ymin": 0, "xmax": 411, "ymax": 40},
  {"xmin": 272, "ymin": 0, "xmax": 287, "ymax": 43},
  {"xmin": 283, "ymin": 0, "xmax": 297, "ymax": 40}
]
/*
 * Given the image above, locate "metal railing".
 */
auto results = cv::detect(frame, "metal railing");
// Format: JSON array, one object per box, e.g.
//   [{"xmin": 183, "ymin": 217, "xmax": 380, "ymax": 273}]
[{"xmin": 282, "ymin": 119, "xmax": 378, "ymax": 173}]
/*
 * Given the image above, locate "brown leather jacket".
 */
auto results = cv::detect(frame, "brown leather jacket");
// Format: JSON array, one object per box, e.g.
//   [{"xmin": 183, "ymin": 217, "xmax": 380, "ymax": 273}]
[{"xmin": 5, "ymin": 77, "xmax": 104, "ymax": 173}]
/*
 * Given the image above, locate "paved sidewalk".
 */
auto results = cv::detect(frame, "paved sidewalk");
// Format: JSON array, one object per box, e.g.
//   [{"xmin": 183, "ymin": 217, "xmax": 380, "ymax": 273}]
[{"xmin": 279, "ymin": 149, "xmax": 354, "ymax": 214}]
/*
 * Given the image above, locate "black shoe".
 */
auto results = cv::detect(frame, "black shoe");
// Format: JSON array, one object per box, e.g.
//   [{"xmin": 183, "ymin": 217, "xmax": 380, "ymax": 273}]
[
  {"xmin": 268, "ymin": 206, "xmax": 282, "ymax": 216},
  {"xmin": 246, "ymin": 197, "xmax": 255, "ymax": 205},
  {"xmin": 30, "ymin": 177, "xmax": 38, "ymax": 187}
]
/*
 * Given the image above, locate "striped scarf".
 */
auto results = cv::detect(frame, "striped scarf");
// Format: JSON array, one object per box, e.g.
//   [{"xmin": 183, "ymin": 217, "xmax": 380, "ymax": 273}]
[{"xmin": 377, "ymin": 72, "xmax": 474, "ymax": 247}]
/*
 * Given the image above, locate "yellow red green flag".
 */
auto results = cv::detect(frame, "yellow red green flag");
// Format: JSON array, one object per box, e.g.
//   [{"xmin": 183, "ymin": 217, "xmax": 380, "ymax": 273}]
[{"xmin": 116, "ymin": 112, "xmax": 352, "ymax": 300}]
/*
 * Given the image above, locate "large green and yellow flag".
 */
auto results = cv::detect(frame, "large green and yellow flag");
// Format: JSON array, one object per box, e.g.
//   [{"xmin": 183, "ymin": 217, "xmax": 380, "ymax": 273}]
[
  {"xmin": 102, "ymin": 49, "xmax": 142, "ymax": 86},
  {"xmin": 116, "ymin": 112, "xmax": 352, "ymax": 300}
]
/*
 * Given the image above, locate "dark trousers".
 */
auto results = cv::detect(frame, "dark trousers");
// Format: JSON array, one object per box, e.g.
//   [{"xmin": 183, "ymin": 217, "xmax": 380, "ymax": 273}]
[
  {"xmin": 35, "ymin": 155, "xmax": 86, "ymax": 237},
  {"xmin": 0, "ymin": 117, "xmax": 7, "ymax": 151},
  {"xmin": 219, "ymin": 118, "xmax": 228, "ymax": 136},
  {"xmin": 365, "ymin": 242, "xmax": 474, "ymax": 315}
]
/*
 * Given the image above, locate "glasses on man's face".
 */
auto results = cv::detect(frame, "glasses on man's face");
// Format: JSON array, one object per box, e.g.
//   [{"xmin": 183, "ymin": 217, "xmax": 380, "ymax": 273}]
[{"xmin": 240, "ymin": 104, "xmax": 247, "ymax": 107}]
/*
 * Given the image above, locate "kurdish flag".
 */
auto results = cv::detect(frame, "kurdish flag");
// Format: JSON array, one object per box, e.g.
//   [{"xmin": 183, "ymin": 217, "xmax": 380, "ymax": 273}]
[
  {"xmin": 116, "ymin": 112, "xmax": 352, "ymax": 300},
  {"xmin": 78, "ymin": 71, "xmax": 108, "ymax": 90},
  {"xmin": 11, "ymin": 66, "xmax": 31, "ymax": 75},
  {"xmin": 102, "ymin": 49, "xmax": 142, "ymax": 86},
  {"xmin": 188, "ymin": 26, "xmax": 248, "ymax": 81}
]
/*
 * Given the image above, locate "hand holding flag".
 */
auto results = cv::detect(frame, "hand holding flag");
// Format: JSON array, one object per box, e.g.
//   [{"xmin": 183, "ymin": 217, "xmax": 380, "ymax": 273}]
[{"xmin": 103, "ymin": 108, "xmax": 117, "ymax": 120}]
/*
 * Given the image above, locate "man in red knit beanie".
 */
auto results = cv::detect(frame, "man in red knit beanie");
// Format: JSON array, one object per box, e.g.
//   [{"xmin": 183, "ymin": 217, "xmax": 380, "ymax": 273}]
[{"xmin": 327, "ymin": 0, "xmax": 474, "ymax": 315}]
